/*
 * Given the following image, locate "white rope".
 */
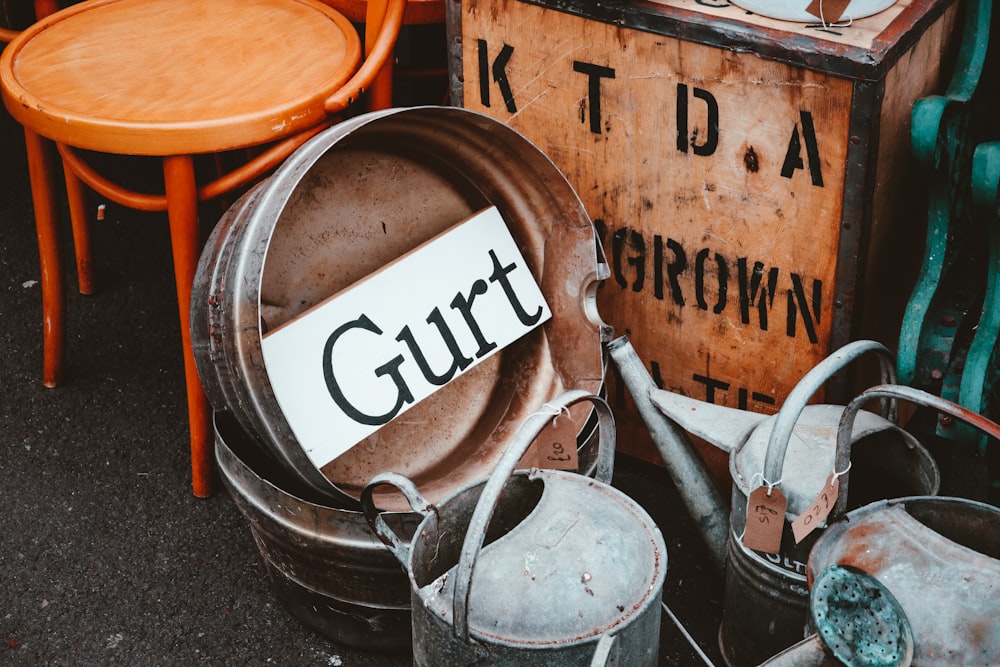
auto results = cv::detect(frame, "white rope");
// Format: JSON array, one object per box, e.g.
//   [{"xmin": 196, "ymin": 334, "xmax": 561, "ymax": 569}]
[
  {"xmin": 748, "ymin": 471, "xmax": 784, "ymax": 497},
  {"xmin": 833, "ymin": 460, "xmax": 853, "ymax": 480},
  {"xmin": 818, "ymin": 0, "xmax": 853, "ymax": 28},
  {"xmin": 535, "ymin": 402, "xmax": 572, "ymax": 426}
]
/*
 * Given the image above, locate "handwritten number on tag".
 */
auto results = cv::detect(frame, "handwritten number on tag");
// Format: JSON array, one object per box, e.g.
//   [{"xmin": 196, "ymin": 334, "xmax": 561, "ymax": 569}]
[
  {"xmin": 743, "ymin": 486, "xmax": 787, "ymax": 554},
  {"xmin": 546, "ymin": 441, "xmax": 571, "ymax": 462},
  {"xmin": 791, "ymin": 473, "xmax": 840, "ymax": 543}
]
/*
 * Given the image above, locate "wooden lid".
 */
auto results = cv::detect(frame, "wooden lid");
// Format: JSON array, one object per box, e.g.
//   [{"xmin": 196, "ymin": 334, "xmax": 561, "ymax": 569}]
[{"xmin": 0, "ymin": 0, "xmax": 361, "ymax": 155}]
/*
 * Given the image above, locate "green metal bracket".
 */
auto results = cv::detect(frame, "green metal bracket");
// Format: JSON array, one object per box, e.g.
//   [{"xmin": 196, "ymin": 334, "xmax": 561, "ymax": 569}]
[
  {"xmin": 898, "ymin": 0, "xmax": 994, "ymax": 395},
  {"xmin": 898, "ymin": 0, "xmax": 999, "ymax": 502},
  {"xmin": 957, "ymin": 142, "xmax": 1000, "ymax": 499}
]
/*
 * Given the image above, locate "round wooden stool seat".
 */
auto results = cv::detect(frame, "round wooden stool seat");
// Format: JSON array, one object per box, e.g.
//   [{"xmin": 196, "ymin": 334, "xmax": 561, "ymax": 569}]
[
  {"xmin": 0, "ymin": 0, "xmax": 402, "ymax": 498},
  {"xmin": 1, "ymin": 0, "xmax": 362, "ymax": 155}
]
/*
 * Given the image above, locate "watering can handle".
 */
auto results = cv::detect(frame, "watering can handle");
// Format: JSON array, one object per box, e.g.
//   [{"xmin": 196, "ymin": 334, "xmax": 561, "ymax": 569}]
[
  {"xmin": 763, "ymin": 340, "xmax": 897, "ymax": 485},
  {"xmin": 451, "ymin": 390, "xmax": 616, "ymax": 643},
  {"xmin": 360, "ymin": 471, "xmax": 436, "ymax": 568},
  {"xmin": 590, "ymin": 633, "xmax": 619, "ymax": 666},
  {"xmin": 830, "ymin": 383, "xmax": 1000, "ymax": 521}
]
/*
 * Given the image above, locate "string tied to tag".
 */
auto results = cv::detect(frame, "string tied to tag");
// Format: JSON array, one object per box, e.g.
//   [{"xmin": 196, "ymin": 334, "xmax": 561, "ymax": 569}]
[
  {"xmin": 790, "ymin": 461, "xmax": 850, "ymax": 544},
  {"xmin": 832, "ymin": 461, "xmax": 852, "ymax": 480},
  {"xmin": 749, "ymin": 472, "xmax": 784, "ymax": 498},
  {"xmin": 536, "ymin": 402, "xmax": 572, "ymax": 426},
  {"xmin": 817, "ymin": 0, "xmax": 854, "ymax": 29}
]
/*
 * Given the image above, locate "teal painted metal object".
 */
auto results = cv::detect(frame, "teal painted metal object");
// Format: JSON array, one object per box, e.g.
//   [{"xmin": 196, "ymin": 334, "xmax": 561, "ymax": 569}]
[
  {"xmin": 898, "ymin": 0, "xmax": 993, "ymax": 391},
  {"xmin": 898, "ymin": 0, "xmax": 1000, "ymax": 501},
  {"xmin": 811, "ymin": 565, "xmax": 913, "ymax": 667},
  {"xmin": 958, "ymin": 141, "xmax": 1000, "ymax": 499}
]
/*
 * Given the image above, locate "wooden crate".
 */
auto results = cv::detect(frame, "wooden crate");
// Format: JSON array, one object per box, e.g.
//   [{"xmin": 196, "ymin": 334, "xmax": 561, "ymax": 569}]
[{"xmin": 446, "ymin": 0, "xmax": 962, "ymax": 476}]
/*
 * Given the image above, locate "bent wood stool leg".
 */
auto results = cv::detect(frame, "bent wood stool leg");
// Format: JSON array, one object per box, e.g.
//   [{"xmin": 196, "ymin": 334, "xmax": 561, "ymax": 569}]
[
  {"xmin": 24, "ymin": 128, "xmax": 64, "ymax": 388},
  {"xmin": 163, "ymin": 155, "xmax": 212, "ymax": 498},
  {"xmin": 62, "ymin": 160, "xmax": 94, "ymax": 295},
  {"xmin": 364, "ymin": 0, "xmax": 393, "ymax": 111}
]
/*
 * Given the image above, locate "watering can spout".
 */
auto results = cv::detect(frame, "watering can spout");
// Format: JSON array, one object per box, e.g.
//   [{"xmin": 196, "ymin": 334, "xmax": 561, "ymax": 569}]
[
  {"xmin": 607, "ymin": 336, "xmax": 730, "ymax": 571},
  {"xmin": 647, "ymin": 389, "xmax": 768, "ymax": 454}
]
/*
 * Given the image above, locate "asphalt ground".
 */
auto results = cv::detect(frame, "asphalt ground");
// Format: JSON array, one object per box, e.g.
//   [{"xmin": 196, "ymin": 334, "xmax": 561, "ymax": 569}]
[{"xmin": 0, "ymin": 85, "xmax": 731, "ymax": 664}]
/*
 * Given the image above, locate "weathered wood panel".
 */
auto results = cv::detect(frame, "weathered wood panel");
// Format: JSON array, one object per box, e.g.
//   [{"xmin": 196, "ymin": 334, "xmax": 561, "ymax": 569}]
[{"xmin": 452, "ymin": 0, "xmax": 960, "ymax": 473}]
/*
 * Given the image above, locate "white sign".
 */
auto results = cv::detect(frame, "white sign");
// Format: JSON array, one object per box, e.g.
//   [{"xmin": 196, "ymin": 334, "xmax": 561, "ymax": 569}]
[{"xmin": 261, "ymin": 206, "xmax": 552, "ymax": 469}]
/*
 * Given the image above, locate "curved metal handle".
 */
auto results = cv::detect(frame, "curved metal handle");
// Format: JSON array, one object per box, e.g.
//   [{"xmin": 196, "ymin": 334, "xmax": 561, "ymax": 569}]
[
  {"xmin": 452, "ymin": 390, "xmax": 616, "ymax": 642},
  {"xmin": 830, "ymin": 384, "xmax": 1000, "ymax": 521},
  {"xmin": 763, "ymin": 340, "xmax": 897, "ymax": 485},
  {"xmin": 361, "ymin": 471, "xmax": 435, "ymax": 568},
  {"xmin": 590, "ymin": 633, "xmax": 619, "ymax": 667}
]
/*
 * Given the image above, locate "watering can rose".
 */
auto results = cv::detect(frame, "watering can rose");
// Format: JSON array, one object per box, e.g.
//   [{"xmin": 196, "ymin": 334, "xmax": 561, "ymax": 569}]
[{"xmin": 261, "ymin": 206, "xmax": 552, "ymax": 469}]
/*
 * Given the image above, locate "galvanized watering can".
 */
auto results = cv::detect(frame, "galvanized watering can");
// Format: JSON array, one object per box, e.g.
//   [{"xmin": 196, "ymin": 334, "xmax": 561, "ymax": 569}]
[
  {"xmin": 362, "ymin": 390, "xmax": 667, "ymax": 666},
  {"xmin": 761, "ymin": 564, "xmax": 915, "ymax": 667},
  {"xmin": 805, "ymin": 383, "xmax": 1000, "ymax": 666},
  {"xmin": 608, "ymin": 337, "xmax": 940, "ymax": 666}
]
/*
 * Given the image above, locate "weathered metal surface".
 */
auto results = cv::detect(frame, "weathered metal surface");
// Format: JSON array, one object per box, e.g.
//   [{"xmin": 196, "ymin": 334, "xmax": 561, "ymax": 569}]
[
  {"xmin": 897, "ymin": 0, "xmax": 1000, "ymax": 497},
  {"xmin": 965, "ymin": 139, "xmax": 1000, "ymax": 501},
  {"xmin": 836, "ymin": 384, "xmax": 1000, "ymax": 475},
  {"xmin": 191, "ymin": 106, "xmax": 610, "ymax": 508},
  {"xmin": 215, "ymin": 402, "xmax": 605, "ymax": 650},
  {"xmin": 722, "ymin": 390, "xmax": 937, "ymax": 667},
  {"xmin": 212, "ymin": 411, "xmax": 419, "ymax": 651},
  {"xmin": 757, "ymin": 635, "xmax": 833, "ymax": 667},
  {"xmin": 363, "ymin": 391, "xmax": 667, "ymax": 666},
  {"xmin": 810, "ymin": 565, "xmax": 913, "ymax": 667},
  {"xmin": 809, "ymin": 384, "xmax": 1000, "ymax": 664},
  {"xmin": 610, "ymin": 337, "xmax": 938, "ymax": 556},
  {"xmin": 760, "ymin": 565, "xmax": 914, "ymax": 667},
  {"xmin": 717, "ymin": 534, "xmax": 813, "ymax": 666},
  {"xmin": 610, "ymin": 337, "xmax": 940, "ymax": 666},
  {"xmin": 607, "ymin": 336, "xmax": 731, "ymax": 571},
  {"xmin": 808, "ymin": 496, "xmax": 1000, "ymax": 665}
]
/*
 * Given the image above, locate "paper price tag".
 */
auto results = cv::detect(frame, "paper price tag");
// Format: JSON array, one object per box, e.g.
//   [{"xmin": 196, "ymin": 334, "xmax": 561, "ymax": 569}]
[
  {"xmin": 805, "ymin": 0, "xmax": 852, "ymax": 22},
  {"xmin": 538, "ymin": 404, "xmax": 581, "ymax": 471},
  {"xmin": 743, "ymin": 485, "xmax": 787, "ymax": 555},
  {"xmin": 791, "ymin": 473, "xmax": 840, "ymax": 544},
  {"xmin": 517, "ymin": 409, "xmax": 581, "ymax": 471}
]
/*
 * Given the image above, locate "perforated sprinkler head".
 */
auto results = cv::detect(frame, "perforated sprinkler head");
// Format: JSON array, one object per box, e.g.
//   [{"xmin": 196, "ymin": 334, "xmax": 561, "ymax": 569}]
[{"xmin": 810, "ymin": 564, "xmax": 913, "ymax": 667}]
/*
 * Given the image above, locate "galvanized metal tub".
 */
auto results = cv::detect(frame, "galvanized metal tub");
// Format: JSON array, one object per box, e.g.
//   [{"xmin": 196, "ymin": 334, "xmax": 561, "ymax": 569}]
[
  {"xmin": 191, "ymin": 106, "xmax": 610, "ymax": 507},
  {"xmin": 213, "ymin": 410, "xmax": 419, "ymax": 650},
  {"xmin": 196, "ymin": 107, "xmax": 610, "ymax": 645}
]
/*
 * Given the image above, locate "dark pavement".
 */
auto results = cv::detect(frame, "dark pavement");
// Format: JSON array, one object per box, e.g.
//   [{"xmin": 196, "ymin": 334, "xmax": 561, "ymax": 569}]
[{"xmin": 0, "ymin": 98, "xmax": 727, "ymax": 664}]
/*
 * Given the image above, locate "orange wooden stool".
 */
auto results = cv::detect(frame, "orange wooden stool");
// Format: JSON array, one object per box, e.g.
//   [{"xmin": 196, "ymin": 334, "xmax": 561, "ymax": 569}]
[{"xmin": 0, "ymin": 0, "xmax": 405, "ymax": 497}]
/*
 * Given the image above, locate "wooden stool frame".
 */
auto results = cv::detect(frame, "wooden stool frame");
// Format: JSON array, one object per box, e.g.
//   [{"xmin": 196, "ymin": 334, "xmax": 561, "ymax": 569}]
[{"xmin": 1, "ymin": 0, "xmax": 406, "ymax": 497}]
